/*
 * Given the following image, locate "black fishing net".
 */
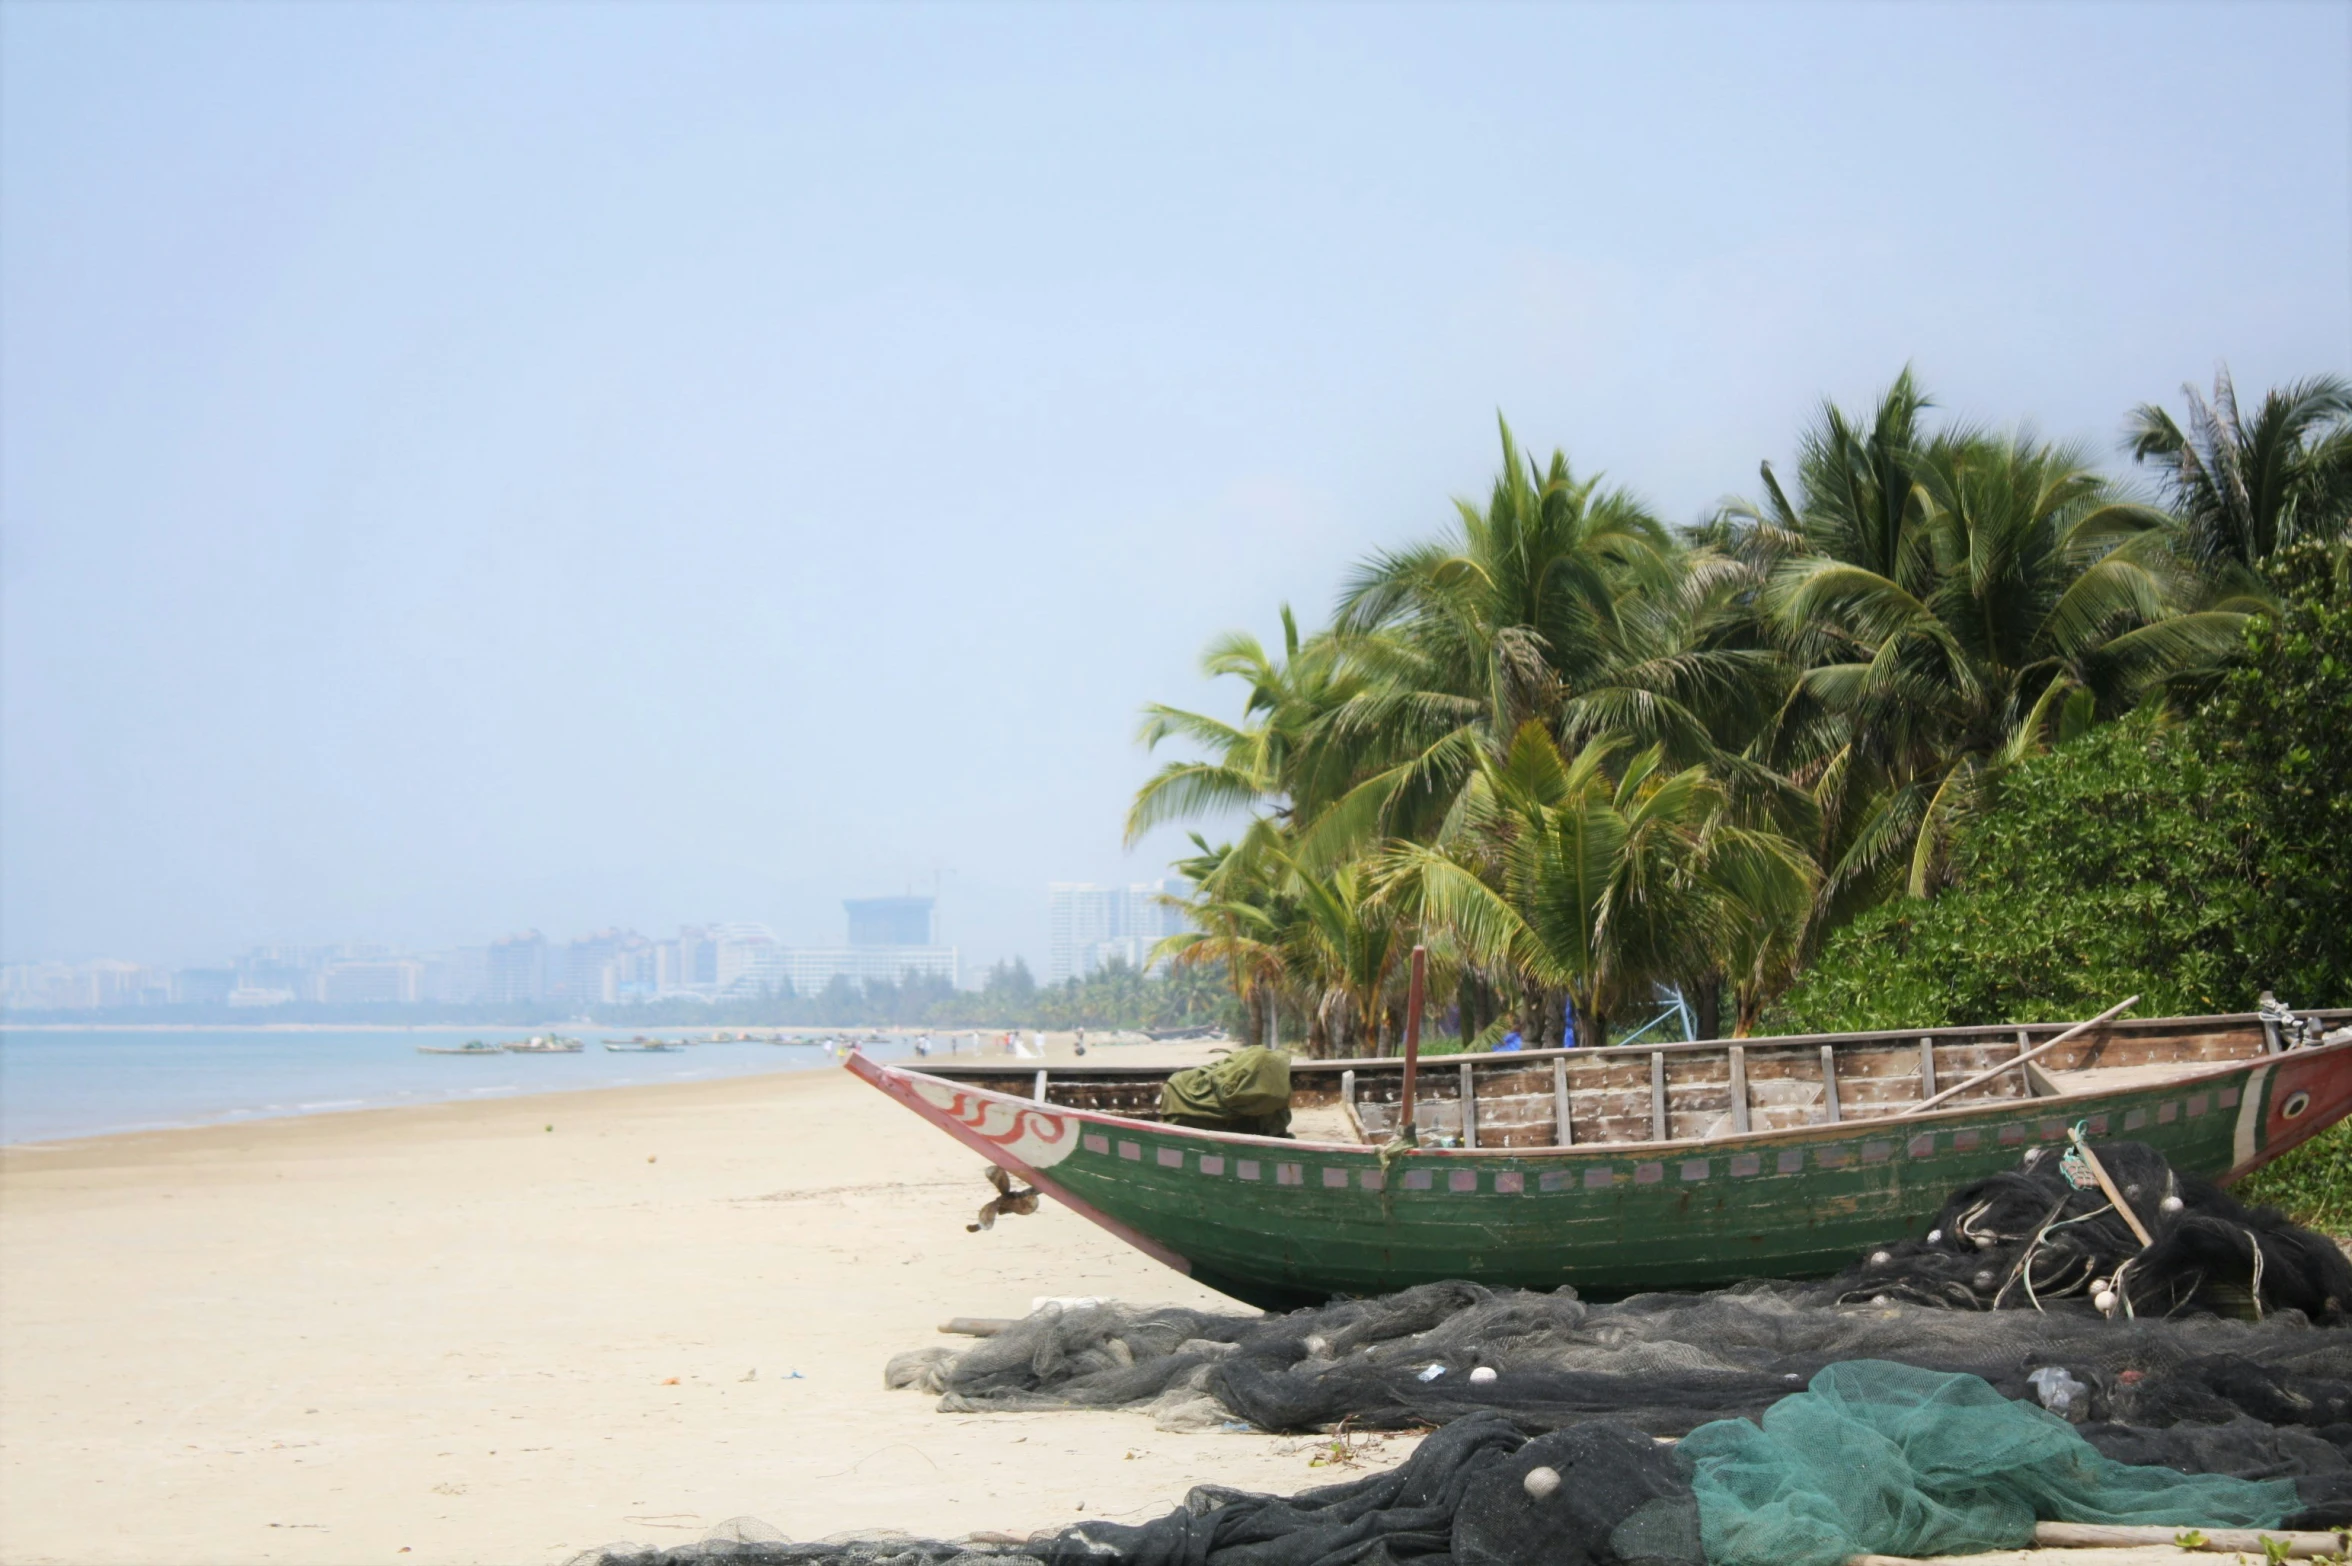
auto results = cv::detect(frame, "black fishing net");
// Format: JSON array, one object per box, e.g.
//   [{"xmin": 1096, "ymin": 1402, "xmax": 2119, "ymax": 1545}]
[
  {"xmin": 577, "ymin": 1141, "xmax": 2352, "ymax": 1566},
  {"xmin": 572, "ymin": 1371, "xmax": 2338, "ymax": 1566},
  {"xmin": 1833, "ymin": 1139, "xmax": 2352, "ymax": 1320}
]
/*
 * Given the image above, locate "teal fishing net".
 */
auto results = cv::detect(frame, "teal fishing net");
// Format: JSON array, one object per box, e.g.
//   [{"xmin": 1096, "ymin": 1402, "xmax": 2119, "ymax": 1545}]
[{"xmin": 1682, "ymin": 1361, "xmax": 2300, "ymax": 1566}]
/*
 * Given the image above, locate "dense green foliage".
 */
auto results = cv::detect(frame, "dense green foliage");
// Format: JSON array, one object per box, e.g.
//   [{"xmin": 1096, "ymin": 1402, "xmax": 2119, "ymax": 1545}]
[
  {"xmin": 1139, "ymin": 369, "xmax": 2350, "ymax": 1055},
  {"xmin": 1771, "ymin": 540, "xmax": 2350, "ymax": 1033},
  {"xmin": 1765, "ymin": 719, "xmax": 2246, "ymax": 1031},
  {"xmin": 2200, "ymin": 538, "xmax": 2352, "ymax": 1008}
]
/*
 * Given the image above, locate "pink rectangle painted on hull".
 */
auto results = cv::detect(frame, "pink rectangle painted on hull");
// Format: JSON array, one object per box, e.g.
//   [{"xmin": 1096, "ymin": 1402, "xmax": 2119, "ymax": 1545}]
[
  {"xmin": 1359, "ymin": 1169, "xmax": 1384, "ymax": 1191},
  {"xmin": 2219, "ymin": 1087, "xmax": 2240, "ymax": 1109},
  {"xmin": 1157, "ymin": 1147, "xmax": 1183, "ymax": 1168},
  {"xmin": 1084, "ymin": 1134, "xmax": 1110, "ymax": 1154},
  {"xmin": 1118, "ymin": 1141, "xmax": 1142, "ymax": 1160},
  {"xmin": 1449, "ymin": 1170, "xmax": 1477, "ymax": 1193},
  {"xmin": 1276, "ymin": 1163, "xmax": 1303, "ymax": 1186},
  {"xmin": 1322, "ymin": 1167, "xmax": 1349, "ymax": 1189},
  {"xmin": 1238, "ymin": 1159, "xmax": 1261, "ymax": 1181},
  {"xmin": 1495, "ymin": 1172, "xmax": 1524, "ymax": 1193},
  {"xmin": 1200, "ymin": 1155, "xmax": 1225, "ymax": 1176}
]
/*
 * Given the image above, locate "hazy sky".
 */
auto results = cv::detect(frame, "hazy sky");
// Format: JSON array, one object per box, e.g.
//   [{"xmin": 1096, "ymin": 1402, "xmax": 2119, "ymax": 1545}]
[{"xmin": 4, "ymin": 3, "xmax": 2347, "ymax": 972}]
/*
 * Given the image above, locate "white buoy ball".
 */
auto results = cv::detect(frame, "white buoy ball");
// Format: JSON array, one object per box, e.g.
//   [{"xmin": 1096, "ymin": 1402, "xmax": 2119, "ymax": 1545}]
[
  {"xmin": 1523, "ymin": 1466, "xmax": 1561, "ymax": 1501},
  {"xmin": 1872, "ymin": 1295, "xmax": 1890, "ymax": 1306},
  {"xmin": 1974, "ymin": 1271, "xmax": 1997, "ymax": 1290},
  {"xmin": 1927, "ymin": 1229, "xmax": 1943, "ymax": 1244},
  {"xmin": 2161, "ymin": 1195, "xmax": 2184, "ymax": 1214},
  {"xmin": 1470, "ymin": 1366, "xmax": 1498, "ymax": 1384},
  {"xmin": 2022, "ymin": 1147, "xmax": 2042, "ymax": 1165},
  {"xmin": 1869, "ymin": 1250, "xmax": 1891, "ymax": 1267},
  {"xmin": 1975, "ymin": 1235, "xmax": 1997, "ymax": 1250},
  {"xmin": 2094, "ymin": 1290, "xmax": 2118, "ymax": 1312},
  {"xmin": 1305, "ymin": 1335, "xmax": 1329, "ymax": 1356}
]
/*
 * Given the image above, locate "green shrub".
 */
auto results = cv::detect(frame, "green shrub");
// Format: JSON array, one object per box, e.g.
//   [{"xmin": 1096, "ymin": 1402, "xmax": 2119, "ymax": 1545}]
[
  {"xmin": 2199, "ymin": 538, "xmax": 2352, "ymax": 1011},
  {"xmin": 1768, "ymin": 718, "xmax": 2254, "ymax": 1033}
]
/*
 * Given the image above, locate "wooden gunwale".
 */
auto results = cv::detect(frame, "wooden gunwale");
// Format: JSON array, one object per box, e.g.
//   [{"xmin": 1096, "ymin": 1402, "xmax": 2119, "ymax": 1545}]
[
  {"xmin": 874, "ymin": 1019, "xmax": 2351, "ymax": 1158},
  {"xmin": 918, "ymin": 1009, "xmax": 2352, "ymax": 1079}
]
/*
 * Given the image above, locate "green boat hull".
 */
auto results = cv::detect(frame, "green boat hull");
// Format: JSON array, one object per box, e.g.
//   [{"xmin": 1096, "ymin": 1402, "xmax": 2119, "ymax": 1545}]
[{"xmin": 850, "ymin": 1025, "xmax": 2352, "ymax": 1311}]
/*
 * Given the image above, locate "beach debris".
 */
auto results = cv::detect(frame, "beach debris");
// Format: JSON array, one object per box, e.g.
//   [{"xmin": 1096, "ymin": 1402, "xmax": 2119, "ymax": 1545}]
[
  {"xmin": 938, "ymin": 1316, "xmax": 1017, "ymax": 1337},
  {"xmin": 740, "ymin": 1369, "xmax": 756, "ymax": 1382},
  {"xmin": 662, "ymin": 1377, "xmax": 679, "ymax": 1385},
  {"xmin": 967, "ymin": 1165, "xmax": 1040, "ymax": 1232},
  {"xmin": 1417, "ymin": 1364, "xmax": 1447, "ymax": 1382},
  {"xmin": 1523, "ymin": 1464, "xmax": 1561, "ymax": 1500}
]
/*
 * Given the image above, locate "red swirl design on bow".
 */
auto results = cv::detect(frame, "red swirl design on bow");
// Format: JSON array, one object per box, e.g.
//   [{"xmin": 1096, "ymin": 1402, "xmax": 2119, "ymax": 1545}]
[{"xmin": 943, "ymin": 1090, "xmax": 1069, "ymax": 1149}]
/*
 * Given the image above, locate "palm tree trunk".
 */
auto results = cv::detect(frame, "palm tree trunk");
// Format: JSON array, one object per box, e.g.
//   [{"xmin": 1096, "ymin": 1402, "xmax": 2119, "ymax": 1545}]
[
  {"xmin": 1689, "ymin": 974, "xmax": 1722, "ymax": 1041},
  {"xmin": 1570, "ymin": 991, "xmax": 1608, "ymax": 1050}
]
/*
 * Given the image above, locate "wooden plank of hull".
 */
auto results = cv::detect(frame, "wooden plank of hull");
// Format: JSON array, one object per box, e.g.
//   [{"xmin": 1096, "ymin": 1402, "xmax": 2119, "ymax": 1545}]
[{"xmin": 849, "ymin": 1029, "xmax": 2352, "ymax": 1311}]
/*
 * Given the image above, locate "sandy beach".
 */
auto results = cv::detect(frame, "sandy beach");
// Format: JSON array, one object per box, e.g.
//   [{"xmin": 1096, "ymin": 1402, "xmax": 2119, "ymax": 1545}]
[
  {"xmin": 0, "ymin": 1040, "xmax": 1404, "ymax": 1566},
  {"xmin": 0, "ymin": 1041, "xmax": 2284, "ymax": 1566}
]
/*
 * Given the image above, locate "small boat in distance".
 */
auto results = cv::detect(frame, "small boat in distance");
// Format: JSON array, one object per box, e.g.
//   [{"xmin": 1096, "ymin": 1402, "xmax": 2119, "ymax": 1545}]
[
  {"xmin": 417, "ymin": 1040, "xmax": 502, "ymax": 1056},
  {"xmin": 605, "ymin": 1039, "xmax": 684, "ymax": 1052},
  {"xmin": 503, "ymin": 1035, "xmax": 583, "ymax": 1054}
]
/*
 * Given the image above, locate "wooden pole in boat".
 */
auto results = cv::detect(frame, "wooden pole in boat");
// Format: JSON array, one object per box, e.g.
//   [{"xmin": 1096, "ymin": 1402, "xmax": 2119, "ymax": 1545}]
[
  {"xmin": 1910, "ymin": 996, "xmax": 2139, "ymax": 1115},
  {"xmin": 1397, "ymin": 945, "xmax": 1428, "ymax": 1143}
]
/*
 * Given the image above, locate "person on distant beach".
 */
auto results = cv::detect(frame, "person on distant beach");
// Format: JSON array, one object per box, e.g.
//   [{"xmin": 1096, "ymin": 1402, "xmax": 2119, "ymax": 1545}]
[{"xmin": 1074, "ymin": 1027, "xmax": 1087, "ymax": 1057}]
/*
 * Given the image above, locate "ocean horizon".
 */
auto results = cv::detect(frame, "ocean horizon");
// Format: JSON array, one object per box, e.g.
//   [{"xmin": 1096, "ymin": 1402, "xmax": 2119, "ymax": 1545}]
[{"xmin": 0, "ymin": 1025, "xmax": 931, "ymax": 1144}]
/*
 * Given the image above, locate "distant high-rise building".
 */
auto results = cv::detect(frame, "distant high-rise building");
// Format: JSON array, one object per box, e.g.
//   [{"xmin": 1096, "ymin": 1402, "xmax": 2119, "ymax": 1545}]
[
  {"xmin": 484, "ymin": 931, "xmax": 547, "ymax": 1004},
  {"xmin": 171, "ymin": 968, "xmax": 238, "ymax": 1006},
  {"xmin": 844, "ymin": 897, "xmax": 935, "ymax": 947},
  {"xmin": 656, "ymin": 926, "xmax": 717, "ymax": 996},
  {"xmin": 1046, "ymin": 880, "xmax": 1188, "ymax": 985},
  {"xmin": 712, "ymin": 923, "xmax": 783, "ymax": 995},
  {"xmin": 421, "ymin": 947, "xmax": 489, "ymax": 1004},
  {"xmin": 319, "ymin": 959, "xmax": 424, "ymax": 1005}
]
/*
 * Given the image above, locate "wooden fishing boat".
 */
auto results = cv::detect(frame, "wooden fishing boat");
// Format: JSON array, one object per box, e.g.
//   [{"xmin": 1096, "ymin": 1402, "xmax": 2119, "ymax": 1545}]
[{"xmin": 846, "ymin": 1007, "xmax": 2352, "ymax": 1310}]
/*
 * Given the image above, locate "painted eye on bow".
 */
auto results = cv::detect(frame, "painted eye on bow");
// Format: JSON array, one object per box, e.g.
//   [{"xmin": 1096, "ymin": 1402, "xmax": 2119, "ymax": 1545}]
[{"xmin": 2281, "ymin": 1090, "xmax": 2312, "ymax": 1120}]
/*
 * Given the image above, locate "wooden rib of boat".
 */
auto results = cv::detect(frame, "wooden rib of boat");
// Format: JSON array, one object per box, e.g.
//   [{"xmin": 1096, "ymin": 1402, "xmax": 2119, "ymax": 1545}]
[{"xmin": 846, "ymin": 1009, "xmax": 2352, "ymax": 1310}]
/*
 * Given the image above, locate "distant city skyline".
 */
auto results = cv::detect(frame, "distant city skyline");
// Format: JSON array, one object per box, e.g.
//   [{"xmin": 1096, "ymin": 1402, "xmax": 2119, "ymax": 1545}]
[{"xmin": 0, "ymin": 882, "xmax": 1194, "ymax": 1011}]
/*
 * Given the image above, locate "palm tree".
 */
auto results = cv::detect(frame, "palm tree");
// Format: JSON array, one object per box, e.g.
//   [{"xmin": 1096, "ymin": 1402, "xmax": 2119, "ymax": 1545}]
[
  {"xmin": 1736, "ymin": 376, "xmax": 2239, "ymax": 926},
  {"xmin": 2129, "ymin": 370, "xmax": 2352, "ymax": 571},
  {"xmin": 1377, "ymin": 725, "xmax": 1809, "ymax": 1048},
  {"xmin": 1125, "ymin": 606, "xmax": 1365, "ymax": 845},
  {"xmin": 1150, "ymin": 829, "xmax": 1293, "ymax": 1049},
  {"xmin": 1295, "ymin": 420, "xmax": 1696, "ymax": 860},
  {"xmin": 1248, "ymin": 855, "xmax": 1395, "ymax": 1059}
]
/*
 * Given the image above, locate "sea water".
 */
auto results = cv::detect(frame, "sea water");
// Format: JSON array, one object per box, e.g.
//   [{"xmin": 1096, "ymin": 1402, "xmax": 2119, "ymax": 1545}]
[{"xmin": 0, "ymin": 1027, "xmax": 919, "ymax": 1144}]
